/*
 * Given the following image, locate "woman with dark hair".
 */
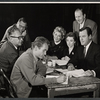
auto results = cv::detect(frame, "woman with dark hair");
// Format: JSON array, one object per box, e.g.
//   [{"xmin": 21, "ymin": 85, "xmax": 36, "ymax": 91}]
[{"xmin": 61, "ymin": 32, "xmax": 77, "ymax": 61}]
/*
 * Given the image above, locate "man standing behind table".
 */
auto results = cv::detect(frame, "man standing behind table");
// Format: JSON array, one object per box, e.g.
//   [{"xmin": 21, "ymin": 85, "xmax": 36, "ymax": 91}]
[
  {"xmin": 0, "ymin": 17, "xmax": 31, "ymax": 51},
  {"xmin": 0, "ymin": 25, "xmax": 23, "ymax": 80},
  {"xmin": 67, "ymin": 27, "xmax": 100, "ymax": 78},
  {"xmin": 10, "ymin": 36, "xmax": 66, "ymax": 98},
  {"xmin": 73, "ymin": 8, "xmax": 97, "ymax": 44}
]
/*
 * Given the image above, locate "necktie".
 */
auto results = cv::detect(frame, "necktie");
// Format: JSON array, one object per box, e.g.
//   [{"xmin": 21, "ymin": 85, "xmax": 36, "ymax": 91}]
[{"xmin": 83, "ymin": 46, "xmax": 86, "ymax": 57}]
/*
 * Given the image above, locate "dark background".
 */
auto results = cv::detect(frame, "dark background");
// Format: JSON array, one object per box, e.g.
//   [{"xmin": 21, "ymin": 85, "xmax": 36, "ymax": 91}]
[{"xmin": 0, "ymin": 3, "xmax": 100, "ymax": 44}]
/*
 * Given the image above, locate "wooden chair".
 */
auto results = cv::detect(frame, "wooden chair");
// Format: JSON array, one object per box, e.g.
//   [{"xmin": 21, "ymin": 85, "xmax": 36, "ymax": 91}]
[{"xmin": 0, "ymin": 68, "xmax": 17, "ymax": 98}]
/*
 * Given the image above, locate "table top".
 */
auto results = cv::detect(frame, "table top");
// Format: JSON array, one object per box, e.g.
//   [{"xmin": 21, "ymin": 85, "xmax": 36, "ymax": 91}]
[{"xmin": 46, "ymin": 73, "xmax": 100, "ymax": 89}]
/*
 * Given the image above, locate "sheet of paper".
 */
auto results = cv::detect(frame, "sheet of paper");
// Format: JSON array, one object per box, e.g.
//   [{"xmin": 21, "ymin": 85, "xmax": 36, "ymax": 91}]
[
  {"xmin": 46, "ymin": 75, "xmax": 59, "ymax": 78},
  {"xmin": 46, "ymin": 67, "xmax": 54, "ymax": 74},
  {"xmin": 55, "ymin": 69, "xmax": 68, "ymax": 74},
  {"xmin": 46, "ymin": 75, "xmax": 68, "ymax": 84}
]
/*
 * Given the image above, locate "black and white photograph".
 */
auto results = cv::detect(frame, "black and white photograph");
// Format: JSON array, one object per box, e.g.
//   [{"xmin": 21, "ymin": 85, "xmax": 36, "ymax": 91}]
[{"xmin": 0, "ymin": 2, "xmax": 100, "ymax": 99}]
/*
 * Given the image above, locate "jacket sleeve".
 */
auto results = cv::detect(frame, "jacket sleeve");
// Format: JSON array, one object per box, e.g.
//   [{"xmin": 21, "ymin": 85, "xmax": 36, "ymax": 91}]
[
  {"xmin": 91, "ymin": 23, "xmax": 97, "ymax": 44},
  {"xmin": 93, "ymin": 47, "xmax": 100, "ymax": 78},
  {"xmin": 19, "ymin": 57, "xmax": 57, "ymax": 86}
]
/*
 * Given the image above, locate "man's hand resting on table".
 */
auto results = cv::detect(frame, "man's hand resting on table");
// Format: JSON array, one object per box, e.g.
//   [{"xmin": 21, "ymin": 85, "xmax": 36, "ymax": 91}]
[
  {"xmin": 56, "ymin": 74, "xmax": 66, "ymax": 83},
  {"xmin": 83, "ymin": 70, "xmax": 95, "ymax": 77}
]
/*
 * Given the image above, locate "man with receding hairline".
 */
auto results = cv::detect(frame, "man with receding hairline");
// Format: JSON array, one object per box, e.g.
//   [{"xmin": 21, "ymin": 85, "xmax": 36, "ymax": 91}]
[
  {"xmin": 0, "ymin": 25, "xmax": 23, "ymax": 80},
  {"xmin": 73, "ymin": 8, "xmax": 97, "ymax": 44}
]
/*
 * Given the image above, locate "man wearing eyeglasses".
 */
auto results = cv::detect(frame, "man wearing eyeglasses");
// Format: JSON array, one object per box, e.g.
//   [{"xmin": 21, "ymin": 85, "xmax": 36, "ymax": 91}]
[
  {"xmin": 0, "ymin": 25, "xmax": 23, "ymax": 84},
  {"xmin": 0, "ymin": 17, "xmax": 31, "ymax": 51}
]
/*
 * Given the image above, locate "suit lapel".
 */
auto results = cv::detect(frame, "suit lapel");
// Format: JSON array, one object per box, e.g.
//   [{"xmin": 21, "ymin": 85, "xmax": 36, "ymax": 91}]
[
  {"xmin": 8, "ymin": 41, "xmax": 19, "ymax": 54},
  {"xmin": 85, "ymin": 42, "xmax": 93, "ymax": 58}
]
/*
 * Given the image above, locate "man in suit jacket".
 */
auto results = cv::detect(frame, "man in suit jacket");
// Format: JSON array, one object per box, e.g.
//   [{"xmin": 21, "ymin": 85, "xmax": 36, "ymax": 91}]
[
  {"xmin": 0, "ymin": 25, "xmax": 23, "ymax": 79},
  {"xmin": 10, "ymin": 36, "xmax": 66, "ymax": 98},
  {"xmin": 68, "ymin": 27, "xmax": 100, "ymax": 78},
  {"xmin": 0, "ymin": 17, "xmax": 31, "ymax": 51},
  {"xmin": 73, "ymin": 8, "xmax": 97, "ymax": 44}
]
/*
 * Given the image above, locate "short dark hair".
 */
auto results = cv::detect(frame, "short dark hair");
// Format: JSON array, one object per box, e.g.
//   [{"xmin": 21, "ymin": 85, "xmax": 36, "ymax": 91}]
[
  {"xmin": 8, "ymin": 25, "xmax": 20, "ymax": 36},
  {"xmin": 79, "ymin": 26, "xmax": 92, "ymax": 36},
  {"xmin": 65, "ymin": 32, "xmax": 77, "ymax": 42},
  {"xmin": 31, "ymin": 36, "xmax": 50, "ymax": 49}
]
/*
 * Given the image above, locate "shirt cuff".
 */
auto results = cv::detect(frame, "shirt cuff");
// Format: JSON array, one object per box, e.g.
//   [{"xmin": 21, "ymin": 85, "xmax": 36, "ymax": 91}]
[{"xmin": 92, "ymin": 70, "xmax": 96, "ymax": 77}]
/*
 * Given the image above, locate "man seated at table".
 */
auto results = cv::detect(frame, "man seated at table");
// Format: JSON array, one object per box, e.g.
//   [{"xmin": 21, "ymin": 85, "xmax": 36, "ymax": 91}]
[
  {"xmin": 0, "ymin": 25, "xmax": 23, "ymax": 86},
  {"xmin": 10, "ymin": 36, "xmax": 66, "ymax": 98},
  {"xmin": 67, "ymin": 27, "xmax": 100, "ymax": 78},
  {"xmin": 0, "ymin": 17, "xmax": 31, "ymax": 51}
]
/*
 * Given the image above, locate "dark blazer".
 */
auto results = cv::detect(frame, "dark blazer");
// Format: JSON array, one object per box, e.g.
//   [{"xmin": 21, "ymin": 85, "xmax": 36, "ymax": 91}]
[
  {"xmin": 69, "ymin": 42, "xmax": 100, "ymax": 78},
  {"xmin": 0, "ymin": 24, "xmax": 31, "ymax": 51},
  {"xmin": 47, "ymin": 40, "xmax": 67, "ymax": 59},
  {"xmin": 63, "ymin": 46, "xmax": 77, "ymax": 59},
  {"xmin": 73, "ymin": 19, "xmax": 97, "ymax": 44},
  {"xmin": 0, "ymin": 41, "xmax": 19, "ymax": 78}
]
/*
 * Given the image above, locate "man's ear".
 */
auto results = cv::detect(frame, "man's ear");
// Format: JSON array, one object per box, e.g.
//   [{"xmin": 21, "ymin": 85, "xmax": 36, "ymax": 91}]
[
  {"xmin": 89, "ymin": 34, "xmax": 92, "ymax": 40},
  {"xmin": 84, "ymin": 14, "xmax": 86, "ymax": 19},
  {"xmin": 8, "ymin": 36, "xmax": 11, "ymax": 41},
  {"xmin": 34, "ymin": 45, "xmax": 39, "ymax": 51}
]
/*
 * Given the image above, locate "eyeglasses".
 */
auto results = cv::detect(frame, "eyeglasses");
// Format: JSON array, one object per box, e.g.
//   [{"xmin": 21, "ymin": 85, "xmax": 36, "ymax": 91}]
[{"xmin": 10, "ymin": 36, "xmax": 24, "ymax": 40}]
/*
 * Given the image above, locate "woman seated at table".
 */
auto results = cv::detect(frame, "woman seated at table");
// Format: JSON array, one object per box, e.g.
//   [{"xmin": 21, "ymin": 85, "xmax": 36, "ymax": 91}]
[
  {"xmin": 47, "ymin": 26, "xmax": 67, "ymax": 59},
  {"xmin": 61, "ymin": 32, "xmax": 77, "ymax": 61}
]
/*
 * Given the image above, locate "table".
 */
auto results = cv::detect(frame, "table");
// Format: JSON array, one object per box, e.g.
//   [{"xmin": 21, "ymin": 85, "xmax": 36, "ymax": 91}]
[{"xmin": 46, "ymin": 75, "xmax": 100, "ymax": 98}]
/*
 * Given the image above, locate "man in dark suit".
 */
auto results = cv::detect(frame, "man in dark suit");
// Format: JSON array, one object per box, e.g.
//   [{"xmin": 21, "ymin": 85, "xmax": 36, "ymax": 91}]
[
  {"xmin": 73, "ymin": 8, "xmax": 97, "ymax": 44},
  {"xmin": 68, "ymin": 27, "xmax": 100, "ymax": 78},
  {"xmin": 0, "ymin": 17, "xmax": 31, "ymax": 51},
  {"xmin": 0, "ymin": 25, "xmax": 23, "ymax": 79}
]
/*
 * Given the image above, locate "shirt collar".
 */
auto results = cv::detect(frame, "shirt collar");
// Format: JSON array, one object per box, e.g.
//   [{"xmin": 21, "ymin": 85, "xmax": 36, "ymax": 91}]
[
  {"xmin": 79, "ymin": 19, "xmax": 85, "ymax": 29},
  {"xmin": 84, "ymin": 40, "xmax": 92, "ymax": 54},
  {"xmin": 54, "ymin": 41, "xmax": 61, "ymax": 45},
  {"xmin": 13, "ymin": 44, "xmax": 17, "ymax": 50}
]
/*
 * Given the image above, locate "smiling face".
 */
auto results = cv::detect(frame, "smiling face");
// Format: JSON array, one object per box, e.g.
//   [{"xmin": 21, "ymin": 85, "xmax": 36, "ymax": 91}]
[
  {"xmin": 17, "ymin": 21, "xmax": 27, "ymax": 33},
  {"xmin": 79, "ymin": 29, "xmax": 91, "ymax": 46},
  {"xmin": 66, "ymin": 36, "xmax": 75, "ymax": 48},
  {"xmin": 9, "ymin": 30, "xmax": 23, "ymax": 47},
  {"xmin": 75, "ymin": 10, "xmax": 86, "ymax": 24},
  {"xmin": 53, "ymin": 31, "xmax": 62, "ymax": 43}
]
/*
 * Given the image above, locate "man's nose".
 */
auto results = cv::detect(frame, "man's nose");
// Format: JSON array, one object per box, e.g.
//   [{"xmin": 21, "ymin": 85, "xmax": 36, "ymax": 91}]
[{"xmin": 20, "ymin": 38, "xmax": 23, "ymax": 42}]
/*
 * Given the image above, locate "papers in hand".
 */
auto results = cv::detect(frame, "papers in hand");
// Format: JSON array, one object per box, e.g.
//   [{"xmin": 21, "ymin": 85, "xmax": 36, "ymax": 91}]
[
  {"xmin": 55, "ymin": 69, "xmax": 85, "ymax": 78},
  {"xmin": 46, "ymin": 67, "xmax": 54, "ymax": 74}
]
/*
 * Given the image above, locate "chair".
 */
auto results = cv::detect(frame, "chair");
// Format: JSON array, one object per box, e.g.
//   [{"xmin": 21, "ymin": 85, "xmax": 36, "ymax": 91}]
[{"xmin": 0, "ymin": 68, "xmax": 18, "ymax": 98}]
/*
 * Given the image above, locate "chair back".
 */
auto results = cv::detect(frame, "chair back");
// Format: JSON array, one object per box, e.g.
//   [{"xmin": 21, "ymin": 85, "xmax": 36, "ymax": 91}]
[{"xmin": 0, "ymin": 68, "xmax": 18, "ymax": 98}]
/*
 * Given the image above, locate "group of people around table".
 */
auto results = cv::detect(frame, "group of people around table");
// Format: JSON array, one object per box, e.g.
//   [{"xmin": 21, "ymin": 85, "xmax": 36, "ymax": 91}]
[{"xmin": 0, "ymin": 8, "xmax": 100, "ymax": 98}]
